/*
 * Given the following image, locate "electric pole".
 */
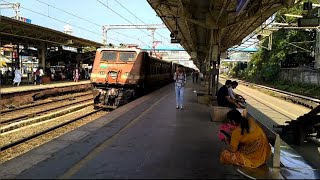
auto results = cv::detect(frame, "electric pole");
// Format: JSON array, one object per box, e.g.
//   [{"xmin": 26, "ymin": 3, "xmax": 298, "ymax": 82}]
[
  {"xmin": 102, "ymin": 24, "xmax": 167, "ymax": 48},
  {"xmin": 0, "ymin": 2, "xmax": 20, "ymax": 20}
]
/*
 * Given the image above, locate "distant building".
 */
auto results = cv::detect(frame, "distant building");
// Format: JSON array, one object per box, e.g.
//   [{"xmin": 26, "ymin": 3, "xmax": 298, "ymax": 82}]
[{"xmin": 63, "ymin": 24, "xmax": 73, "ymax": 35}]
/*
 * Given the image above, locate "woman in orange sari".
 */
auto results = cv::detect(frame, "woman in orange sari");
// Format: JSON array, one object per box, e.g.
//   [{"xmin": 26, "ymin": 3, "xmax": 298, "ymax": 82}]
[{"xmin": 220, "ymin": 109, "xmax": 271, "ymax": 168}]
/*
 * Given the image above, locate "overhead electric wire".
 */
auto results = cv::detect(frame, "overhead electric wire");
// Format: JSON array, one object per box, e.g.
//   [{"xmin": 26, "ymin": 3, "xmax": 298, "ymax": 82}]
[
  {"xmin": 97, "ymin": 0, "xmax": 155, "ymax": 48},
  {"xmin": 34, "ymin": 0, "xmax": 140, "ymax": 42},
  {"xmin": 112, "ymin": 0, "xmax": 170, "ymax": 44},
  {"xmin": 35, "ymin": 0, "xmax": 180, "ymax": 49},
  {"xmin": 35, "ymin": 0, "xmax": 101, "ymax": 27},
  {"xmin": 113, "ymin": 0, "xmax": 183, "ymax": 49},
  {"xmin": 0, "ymin": 0, "xmax": 122, "ymax": 43},
  {"xmin": 230, "ymin": 16, "xmax": 277, "ymax": 52}
]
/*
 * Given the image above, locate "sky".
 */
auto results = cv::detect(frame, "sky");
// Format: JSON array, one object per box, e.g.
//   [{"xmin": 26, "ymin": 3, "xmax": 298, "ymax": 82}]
[{"xmin": 0, "ymin": 0, "xmax": 183, "ymax": 50}]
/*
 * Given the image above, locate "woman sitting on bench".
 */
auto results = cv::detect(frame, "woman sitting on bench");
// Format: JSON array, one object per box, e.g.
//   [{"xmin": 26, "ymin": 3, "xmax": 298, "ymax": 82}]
[{"xmin": 220, "ymin": 109, "xmax": 271, "ymax": 168}]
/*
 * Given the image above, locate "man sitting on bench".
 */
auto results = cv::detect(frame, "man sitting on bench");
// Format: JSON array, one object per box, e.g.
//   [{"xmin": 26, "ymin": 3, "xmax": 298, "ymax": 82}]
[
  {"xmin": 220, "ymin": 109, "xmax": 271, "ymax": 168},
  {"xmin": 228, "ymin": 81, "xmax": 246, "ymax": 108},
  {"xmin": 217, "ymin": 80, "xmax": 241, "ymax": 108}
]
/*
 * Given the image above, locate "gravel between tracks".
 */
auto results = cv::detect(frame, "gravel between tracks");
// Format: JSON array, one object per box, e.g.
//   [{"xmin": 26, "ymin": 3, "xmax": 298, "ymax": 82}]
[
  {"xmin": 0, "ymin": 91, "xmax": 92, "ymax": 112},
  {"xmin": 0, "ymin": 107, "xmax": 108, "ymax": 164},
  {"xmin": 0, "ymin": 95, "xmax": 92, "ymax": 123}
]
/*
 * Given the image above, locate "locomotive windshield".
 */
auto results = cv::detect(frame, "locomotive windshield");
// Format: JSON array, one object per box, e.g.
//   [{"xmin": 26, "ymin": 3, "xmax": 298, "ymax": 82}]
[
  {"xmin": 119, "ymin": 52, "xmax": 136, "ymax": 62},
  {"xmin": 101, "ymin": 51, "xmax": 117, "ymax": 61}
]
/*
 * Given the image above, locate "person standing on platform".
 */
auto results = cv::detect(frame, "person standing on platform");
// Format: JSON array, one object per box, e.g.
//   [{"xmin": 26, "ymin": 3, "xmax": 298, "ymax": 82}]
[
  {"xmin": 33, "ymin": 67, "xmax": 38, "ymax": 85},
  {"xmin": 73, "ymin": 68, "xmax": 80, "ymax": 82},
  {"xmin": 191, "ymin": 70, "xmax": 195, "ymax": 83},
  {"xmin": 173, "ymin": 65, "xmax": 187, "ymax": 109},
  {"xmin": 12, "ymin": 67, "xmax": 22, "ymax": 86},
  {"xmin": 38, "ymin": 67, "xmax": 44, "ymax": 85},
  {"xmin": 195, "ymin": 70, "xmax": 199, "ymax": 83}
]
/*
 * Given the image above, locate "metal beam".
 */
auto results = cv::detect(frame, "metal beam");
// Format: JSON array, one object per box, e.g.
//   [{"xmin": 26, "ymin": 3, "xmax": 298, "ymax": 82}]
[
  {"xmin": 156, "ymin": 8, "xmax": 193, "ymax": 52},
  {"xmin": 223, "ymin": 3, "xmax": 283, "ymax": 29},
  {"xmin": 178, "ymin": 0, "xmax": 195, "ymax": 50},
  {"xmin": 217, "ymin": 0, "xmax": 231, "ymax": 24},
  {"xmin": 161, "ymin": 8, "xmax": 208, "ymax": 29}
]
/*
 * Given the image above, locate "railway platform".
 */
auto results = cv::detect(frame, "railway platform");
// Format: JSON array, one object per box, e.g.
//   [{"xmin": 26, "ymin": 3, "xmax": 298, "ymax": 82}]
[
  {"xmin": 0, "ymin": 81, "xmax": 243, "ymax": 179},
  {"xmin": 0, "ymin": 80, "xmax": 318, "ymax": 179},
  {"xmin": 0, "ymin": 80, "xmax": 92, "ymax": 110},
  {"xmin": 0, "ymin": 80, "xmax": 91, "ymax": 95}
]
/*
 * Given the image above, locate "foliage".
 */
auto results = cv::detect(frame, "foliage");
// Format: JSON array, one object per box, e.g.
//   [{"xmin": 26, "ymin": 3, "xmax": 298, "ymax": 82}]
[
  {"xmin": 229, "ymin": 1, "xmax": 316, "ymax": 83},
  {"xmin": 264, "ymin": 79, "xmax": 320, "ymax": 98},
  {"xmin": 82, "ymin": 46, "xmax": 97, "ymax": 53}
]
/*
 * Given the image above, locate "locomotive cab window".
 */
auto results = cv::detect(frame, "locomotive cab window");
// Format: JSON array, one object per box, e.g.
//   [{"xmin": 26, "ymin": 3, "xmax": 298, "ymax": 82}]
[
  {"xmin": 119, "ymin": 52, "xmax": 136, "ymax": 62},
  {"xmin": 101, "ymin": 51, "xmax": 117, "ymax": 61}
]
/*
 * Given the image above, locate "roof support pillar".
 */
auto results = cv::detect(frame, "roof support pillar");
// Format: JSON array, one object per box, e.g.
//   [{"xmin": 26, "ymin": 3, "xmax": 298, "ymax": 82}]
[
  {"xmin": 38, "ymin": 43, "xmax": 46, "ymax": 69},
  {"xmin": 208, "ymin": 29, "xmax": 220, "ymax": 98},
  {"xmin": 315, "ymin": 8, "xmax": 320, "ymax": 69}
]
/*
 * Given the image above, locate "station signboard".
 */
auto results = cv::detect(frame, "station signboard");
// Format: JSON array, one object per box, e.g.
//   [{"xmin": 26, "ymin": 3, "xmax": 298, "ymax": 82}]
[
  {"xmin": 18, "ymin": 16, "xmax": 32, "ymax": 24},
  {"xmin": 298, "ymin": 17, "xmax": 320, "ymax": 27}
]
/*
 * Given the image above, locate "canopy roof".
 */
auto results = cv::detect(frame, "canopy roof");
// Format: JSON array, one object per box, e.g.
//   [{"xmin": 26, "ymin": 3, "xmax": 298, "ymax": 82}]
[{"xmin": 147, "ymin": 0, "xmax": 295, "ymax": 65}]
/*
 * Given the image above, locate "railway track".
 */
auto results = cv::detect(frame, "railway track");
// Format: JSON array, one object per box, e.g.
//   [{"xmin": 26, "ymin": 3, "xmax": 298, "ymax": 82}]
[
  {"xmin": 220, "ymin": 76, "xmax": 320, "ymax": 109},
  {"xmin": 0, "ymin": 104, "xmax": 103, "ymax": 151},
  {"xmin": 0, "ymin": 94, "xmax": 93, "ymax": 124},
  {"xmin": 0, "ymin": 91, "xmax": 92, "ymax": 113},
  {"xmin": 0, "ymin": 90, "xmax": 109, "ymax": 162}
]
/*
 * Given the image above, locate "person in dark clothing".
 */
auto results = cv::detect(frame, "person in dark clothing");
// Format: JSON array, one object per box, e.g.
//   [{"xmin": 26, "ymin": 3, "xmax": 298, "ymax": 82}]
[
  {"xmin": 195, "ymin": 70, "xmax": 199, "ymax": 83},
  {"xmin": 217, "ymin": 80, "xmax": 241, "ymax": 108}
]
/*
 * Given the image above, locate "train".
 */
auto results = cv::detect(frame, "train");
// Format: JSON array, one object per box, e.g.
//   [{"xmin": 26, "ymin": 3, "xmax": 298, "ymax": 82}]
[{"xmin": 90, "ymin": 46, "xmax": 193, "ymax": 109}]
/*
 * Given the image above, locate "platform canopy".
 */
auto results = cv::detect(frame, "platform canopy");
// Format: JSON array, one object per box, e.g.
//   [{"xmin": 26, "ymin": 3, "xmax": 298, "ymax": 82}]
[
  {"xmin": 147, "ymin": 0, "xmax": 296, "ymax": 65},
  {"xmin": 0, "ymin": 16, "xmax": 103, "ymax": 49}
]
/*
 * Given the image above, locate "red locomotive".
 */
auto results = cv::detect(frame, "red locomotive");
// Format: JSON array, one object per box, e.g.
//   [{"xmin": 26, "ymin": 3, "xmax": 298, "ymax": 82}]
[{"xmin": 90, "ymin": 46, "xmax": 192, "ymax": 108}]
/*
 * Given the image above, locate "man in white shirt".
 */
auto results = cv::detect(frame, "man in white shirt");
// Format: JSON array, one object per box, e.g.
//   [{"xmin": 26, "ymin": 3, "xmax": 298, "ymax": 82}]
[
  {"xmin": 228, "ymin": 81, "xmax": 246, "ymax": 108},
  {"xmin": 39, "ymin": 67, "xmax": 44, "ymax": 85}
]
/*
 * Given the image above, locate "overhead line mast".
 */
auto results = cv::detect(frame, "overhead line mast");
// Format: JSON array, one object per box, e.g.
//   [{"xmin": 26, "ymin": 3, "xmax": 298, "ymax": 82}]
[
  {"xmin": 102, "ymin": 24, "xmax": 167, "ymax": 50},
  {"xmin": 0, "ymin": 2, "xmax": 20, "ymax": 20}
]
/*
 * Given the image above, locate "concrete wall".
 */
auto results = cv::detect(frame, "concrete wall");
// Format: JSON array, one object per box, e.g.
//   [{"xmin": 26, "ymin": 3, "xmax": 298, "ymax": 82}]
[{"xmin": 279, "ymin": 68, "xmax": 320, "ymax": 86}]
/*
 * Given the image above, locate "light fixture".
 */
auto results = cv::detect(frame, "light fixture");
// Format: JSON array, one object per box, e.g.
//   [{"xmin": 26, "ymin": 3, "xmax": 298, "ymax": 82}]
[{"xmin": 284, "ymin": 14, "xmax": 303, "ymax": 18}]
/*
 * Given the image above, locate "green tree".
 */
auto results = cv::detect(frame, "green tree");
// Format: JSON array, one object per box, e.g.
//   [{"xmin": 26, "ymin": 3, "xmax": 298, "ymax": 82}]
[{"xmin": 235, "ymin": 1, "xmax": 316, "ymax": 82}]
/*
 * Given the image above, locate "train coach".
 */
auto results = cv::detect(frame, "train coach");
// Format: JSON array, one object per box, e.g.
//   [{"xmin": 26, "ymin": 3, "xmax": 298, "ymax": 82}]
[{"xmin": 90, "ymin": 46, "xmax": 192, "ymax": 109}]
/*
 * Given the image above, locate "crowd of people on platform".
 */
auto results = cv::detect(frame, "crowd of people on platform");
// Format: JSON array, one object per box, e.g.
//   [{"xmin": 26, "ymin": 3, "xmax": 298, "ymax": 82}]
[
  {"xmin": 191, "ymin": 69, "xmax": 204, "ymax": 83},
  {"xmin": 0, "ymin": 66, "xmax": 91, "ymax": 86},
  {"xmin": 46, "ymin": 67, "xmax": 90, "ymax": 82},
  {"xmin": 216, "ymin": 79, "xmax": 271, "ymax": 169}
]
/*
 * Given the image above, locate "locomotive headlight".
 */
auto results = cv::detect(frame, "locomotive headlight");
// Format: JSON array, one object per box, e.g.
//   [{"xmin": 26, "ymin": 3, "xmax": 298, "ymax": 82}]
[
  {"xmin": 99, "ymin": 71, "xmax": 107, "ymax": 77},
  {"xmin": 123, "ymin": 72, "xmax": 134, "ymax": 79}
]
